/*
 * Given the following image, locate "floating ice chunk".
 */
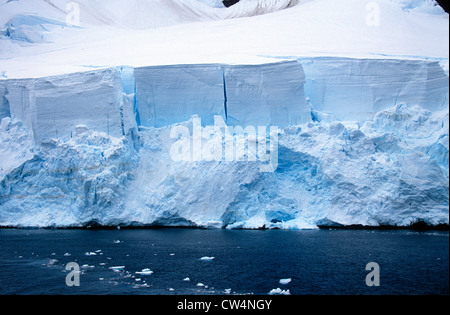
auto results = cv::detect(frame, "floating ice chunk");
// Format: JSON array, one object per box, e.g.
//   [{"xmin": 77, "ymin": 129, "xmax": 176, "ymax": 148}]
[
  {"xmin": 200, "ymin": 256, "xmax": 215, "ymax": 261},
  {"xmin": 109, "ymin": 266, "xmax": 125, "ymax": 272},
  {"xmin": 82, "ymin": 264, "xmax": 95, "ymax": 268},
  {"xmin": 224, "ymin": 288, "xmax": 232, "ymax": 294},
  {"xmin": 135, "ymin": 268, "xmax": 153, "ymax": 275},
  {"xmin": 63, "ymin": 253, "xmax": 71, "ymax": 257},
  {"xmin": 279, "ymin": 278, "xmax": 292, "ymax": 285},
  {"xmin": 113, "ymin": 240, "xmax": 121, "ymax": 244},
  {"xmin": 268, "ymin": 288, "xmax": 291, "ymax": 295},
  {"xmin": 85, "ymin": 252, "xmax": 97, "ymax": 256},
  {"xmin": 170, "ymin": 253, "xmax": 175, "ymax": 256},
  {"xmin": 169, "ymin": 288, "xmax": 175, "ymax": 291},
  {"xmin": 47, "ymin": 259, "xmax": 58, "ymax": 267},
  {"xmin": 183, "ymin": 277, "xmax": 191, "ymax": 282},
  {"xmin": 197, "ymin": 283, "xmax": 205, "ymax": 287}
]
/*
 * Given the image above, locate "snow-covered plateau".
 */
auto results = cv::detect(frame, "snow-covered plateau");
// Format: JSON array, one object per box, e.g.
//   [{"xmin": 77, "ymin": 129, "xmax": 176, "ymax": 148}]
[{"xmin": 0, "ymin": 0, "xmax": 448, "ymax": 229}]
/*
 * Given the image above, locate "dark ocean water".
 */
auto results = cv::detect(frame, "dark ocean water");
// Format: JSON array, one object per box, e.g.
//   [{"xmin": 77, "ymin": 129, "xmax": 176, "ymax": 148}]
[{"xmin": 0, "ymin": 229, "xmax": 448, "ymax": 295}]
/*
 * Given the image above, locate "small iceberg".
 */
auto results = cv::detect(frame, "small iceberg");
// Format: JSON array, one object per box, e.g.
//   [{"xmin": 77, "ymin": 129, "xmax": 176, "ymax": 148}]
[
  {"xmin": 200, "ymin": 256, "xmax": 215, "ymax": 261},
  {"xmin": 46, "ymin": 259, "xmax": 58, "ymax": 267},
  {"xmin": 81, "ymin": 264, "xmax": 95, "ymax": 268},
  {"xmin": 279, "ymin": 278, "xmax": 292, "ymax": 285},
  {"xmin": 109, "ymin": 266, "xmax": 125, "ymax": 272},
  {"xmin": 268, "ymin": 288, "xmax": 291, "ymax": 295},
  {"xmin": 135, "ymin": 268, "xmax": 153, "ymax": 275}
]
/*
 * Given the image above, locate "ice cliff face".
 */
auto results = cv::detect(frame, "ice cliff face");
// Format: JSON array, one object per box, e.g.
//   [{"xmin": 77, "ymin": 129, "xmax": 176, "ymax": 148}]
[
  {"xmin": 0, "ymin": 118, "xmax": 139, "ymax": 227},
  {"xmin": 298, "ymin": 57, "xmax": 449, "ymax": 121},
  {"xmin": 0, "ymin": 58, "xmax": 448, "ymax": 229},
  {"xmin": 114, "ymin": 102, "xmax": 449, "ymax": 229},
  {"xmin": 134, "ymin": 61, "xmax": 308, "ymax": 128},
  {"xmin": 3, "ymin": 68, "xmax": 135, "ymax": 143}
]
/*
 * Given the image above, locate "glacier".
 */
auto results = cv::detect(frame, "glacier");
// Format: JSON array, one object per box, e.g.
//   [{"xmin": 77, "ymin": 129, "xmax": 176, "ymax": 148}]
[
  {"xmin": 0, "ymin": 58, "xmax": 448, "ymax": 229},
  {"xmin": 0, "ymin": 0, "xmax": 299, "ymax": 33},
  {"xmin": 0, "ymin": 0, "xmax": 448, "ymax": 229}
]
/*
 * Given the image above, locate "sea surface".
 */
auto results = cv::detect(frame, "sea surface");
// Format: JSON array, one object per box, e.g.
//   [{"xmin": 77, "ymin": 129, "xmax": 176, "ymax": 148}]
[{"xmin": 0, "ymin": 229, "xmax": 448, "ymax": 295}]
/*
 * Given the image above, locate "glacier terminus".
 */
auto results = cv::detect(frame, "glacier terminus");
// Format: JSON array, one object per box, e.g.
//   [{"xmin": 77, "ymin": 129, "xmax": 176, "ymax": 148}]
[{"xmin": 0, "ymin": 0, "xmax": 448, "ymax": 229}]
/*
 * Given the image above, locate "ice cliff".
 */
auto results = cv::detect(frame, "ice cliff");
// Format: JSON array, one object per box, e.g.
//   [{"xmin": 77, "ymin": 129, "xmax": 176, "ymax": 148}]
[
  {"xmin": 134, "ymin": 61, "xmax": 309, "ymax": 128},
  {"xmin": 0, "ymin": 57, "xmax": 448, "ymax": 229}
]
